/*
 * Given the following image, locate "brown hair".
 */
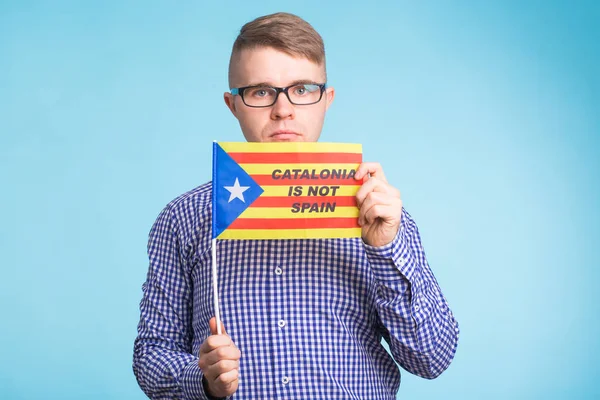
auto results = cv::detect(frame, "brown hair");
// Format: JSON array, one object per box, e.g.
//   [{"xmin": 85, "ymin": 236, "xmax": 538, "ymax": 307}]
[{"xmin": 229, "ymin": 12, "xmax": 326, "ymax": 85}]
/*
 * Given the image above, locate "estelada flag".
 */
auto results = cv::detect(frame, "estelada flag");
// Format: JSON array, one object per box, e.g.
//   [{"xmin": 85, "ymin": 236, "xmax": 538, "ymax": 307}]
[{"xmin": 212, "ymin": 142, "xmax": 362, "ymax": 240}]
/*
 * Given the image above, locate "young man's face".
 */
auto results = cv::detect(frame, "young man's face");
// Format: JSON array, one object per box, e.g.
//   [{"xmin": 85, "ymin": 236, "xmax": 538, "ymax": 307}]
[{"xmin": 224, "ymin": 46, "xmax": 335, "ymax": 143}]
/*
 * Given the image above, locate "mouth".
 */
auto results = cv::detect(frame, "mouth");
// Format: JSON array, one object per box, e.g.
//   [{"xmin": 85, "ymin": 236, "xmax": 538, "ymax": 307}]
[{"xmin": 270, "ymin": 130, "xmax": 302, "ymax": 141}]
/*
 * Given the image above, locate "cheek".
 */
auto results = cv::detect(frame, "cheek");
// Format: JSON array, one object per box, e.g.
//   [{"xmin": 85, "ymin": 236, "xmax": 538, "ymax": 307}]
[
  {"xmin": 306, "ymin": 108, "xmax": 326, "ymax": 127},
  {"xmin": 238, "ymin": 109, "xmax": 270, "ymax": 133}
]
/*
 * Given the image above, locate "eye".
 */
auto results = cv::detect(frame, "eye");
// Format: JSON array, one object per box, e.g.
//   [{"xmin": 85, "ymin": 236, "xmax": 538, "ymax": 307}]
[
  {"xmin": 294, "ymin": 86, "xmax": 307, "ymax": 96},
  {"xmin": 254, "ymin": 89, "xmax": 268, "ymax": 97},
  {"xmin": 293, "ymin": 84, "xmax": 319, "ymax": 96},
  {"xmin": 248, "ymin": 87, "xmax": 272, "ymax": 98}
]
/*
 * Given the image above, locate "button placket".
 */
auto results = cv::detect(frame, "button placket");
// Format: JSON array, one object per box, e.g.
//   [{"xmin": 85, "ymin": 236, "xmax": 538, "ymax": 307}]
[{"xmin": 270, "ymin": 248, "xmax": 289, "ymax": 396}]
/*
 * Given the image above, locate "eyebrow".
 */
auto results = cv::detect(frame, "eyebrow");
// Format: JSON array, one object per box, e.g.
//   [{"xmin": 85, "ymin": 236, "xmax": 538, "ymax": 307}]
[{"xmin": 242, "ymin": 80, "xmax": 321, "ymax": 88}]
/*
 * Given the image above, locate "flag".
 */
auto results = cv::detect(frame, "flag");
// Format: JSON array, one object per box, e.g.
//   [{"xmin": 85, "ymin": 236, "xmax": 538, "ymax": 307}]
[{"xmin": 212, "ymin": 142, "xmax": 362, "ymax": 240}]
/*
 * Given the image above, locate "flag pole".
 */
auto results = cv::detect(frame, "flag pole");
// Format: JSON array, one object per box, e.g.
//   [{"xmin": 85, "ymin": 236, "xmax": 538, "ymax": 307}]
[
  {"xmin": 212, "ymin": 141, "xmax": 222, "ymax": 335},
  {"xmin": 212, "ymin": 238, "xmax": 222, "ymax": 335}
]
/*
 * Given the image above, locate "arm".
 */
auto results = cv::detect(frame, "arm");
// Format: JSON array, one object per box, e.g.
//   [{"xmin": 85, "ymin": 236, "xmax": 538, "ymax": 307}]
[
  {"xmin": 364, "ymin": 208, "xmax": 459, "ymax": 378},
  {"xmin": 132, "ymin": 206, "xmax": 213, "ymax": 399},
  {"xmin": 354, "ymin": 163, "xmax": 459, "ymax": 378}
]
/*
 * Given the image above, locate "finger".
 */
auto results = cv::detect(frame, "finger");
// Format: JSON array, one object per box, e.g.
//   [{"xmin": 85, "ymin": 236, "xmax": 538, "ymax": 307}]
[
  {"xmin": 200, "ymin": 334, "xmax": 232, "ymax": 355},
  {"xmin": 362, "ymin": 203, "xmax": 401, "ymax": 226},
  {"xmin": 355, "ymin": 178, "xmax": 400, "ymax": 207},
  {"xmin": 204, "ymin": 372, "xmax": 239, "ymax": 398},
  {"xmin": 207, "ymin": 369, "xmax": 239, "ymax": 396},
  {"xmin": 204, "ymin": 346, "xmax": 242, "ymax": 366},
  {"xmin": 214, "ymin": 368, "xmax": 239, "ymax": 387},
  {"xmin": 354, "ymin": 162, "xmax": 387, "ymax": 182},
  {"xmin": 357, "ymin": 192, "xmax": 395, "ymax": 225},
  {"xmin": 205, "ymin": 358, "xmax": 240, "ymax": 378},
  {"xmin": 209, "ymin": 317, "xmax": 227, "ymax": 335}
]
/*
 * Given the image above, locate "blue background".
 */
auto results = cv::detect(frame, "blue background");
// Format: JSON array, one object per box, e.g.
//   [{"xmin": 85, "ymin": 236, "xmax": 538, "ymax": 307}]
[{"xmin": 1, "ymin": 1, "xmax": 599, "ymax": 399}]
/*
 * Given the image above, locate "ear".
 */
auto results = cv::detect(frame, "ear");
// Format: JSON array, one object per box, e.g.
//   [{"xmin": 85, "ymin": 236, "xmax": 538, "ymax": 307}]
[
  {"xmin": 325, "ymin": 86, "xmax": 335, "ymax": 111},
  {"xmin": 224, "ymin": 92, "xmax": 237, "ymax": 116}
]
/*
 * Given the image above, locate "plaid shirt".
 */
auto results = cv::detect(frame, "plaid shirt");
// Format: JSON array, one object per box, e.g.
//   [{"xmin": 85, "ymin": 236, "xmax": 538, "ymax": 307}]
[{"xmin": 133, "ymin": 183, "xmax": 459, "ymax": 399}]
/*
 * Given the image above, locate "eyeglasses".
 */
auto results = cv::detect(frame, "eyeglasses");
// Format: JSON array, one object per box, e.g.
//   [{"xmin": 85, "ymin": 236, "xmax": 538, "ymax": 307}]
[{"xmin": 230, "ymin": 83, "xmax": 327, "ymax": 108}]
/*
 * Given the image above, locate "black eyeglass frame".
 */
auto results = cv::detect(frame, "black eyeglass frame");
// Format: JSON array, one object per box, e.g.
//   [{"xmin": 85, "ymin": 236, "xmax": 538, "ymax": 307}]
[{"xmin": 230, "ymin": 83, "xmax": 327, "ymax": 108}]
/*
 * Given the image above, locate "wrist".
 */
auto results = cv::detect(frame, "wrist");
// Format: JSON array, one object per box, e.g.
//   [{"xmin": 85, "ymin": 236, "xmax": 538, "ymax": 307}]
[{"xmin": 202, "ymin": 377, "xmax": 226, "ymax": 400}]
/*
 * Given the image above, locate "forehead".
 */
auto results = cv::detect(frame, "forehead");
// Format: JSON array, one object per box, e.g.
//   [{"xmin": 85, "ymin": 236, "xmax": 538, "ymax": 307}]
[{"xmin": 230, "ymin": 46, "xmax": 326, "ymax": 87}]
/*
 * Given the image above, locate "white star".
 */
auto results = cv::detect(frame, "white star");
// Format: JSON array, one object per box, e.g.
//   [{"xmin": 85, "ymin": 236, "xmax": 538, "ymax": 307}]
[{"xmin": 224, "ymin": 178, "xmax": 250, "ymax": 203}]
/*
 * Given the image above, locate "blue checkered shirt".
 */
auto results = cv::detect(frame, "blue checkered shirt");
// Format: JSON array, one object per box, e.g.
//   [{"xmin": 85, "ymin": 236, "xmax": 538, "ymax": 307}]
[{"xmin": 133, "ymin": 183, "xmax": 459, "ymax": 399}]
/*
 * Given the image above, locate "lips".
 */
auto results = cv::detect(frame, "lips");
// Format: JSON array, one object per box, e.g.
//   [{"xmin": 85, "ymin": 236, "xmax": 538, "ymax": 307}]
[{"xmin": 270, "ymin": 130, "xmax": 301, "ymax": 141}]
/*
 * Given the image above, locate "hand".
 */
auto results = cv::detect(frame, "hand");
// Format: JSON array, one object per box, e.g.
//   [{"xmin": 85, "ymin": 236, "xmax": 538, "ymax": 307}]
[
  {"xmin": 355, "ymin": 162, "xmax": 403, "ymax": 247},
  {"xmin": 198, "ymin": 317, "xmax": 241, "ymax": 398}
]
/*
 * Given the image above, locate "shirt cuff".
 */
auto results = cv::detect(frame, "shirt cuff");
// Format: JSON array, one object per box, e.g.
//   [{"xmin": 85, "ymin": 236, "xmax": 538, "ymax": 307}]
[
  {"xmin": 180, "ymin": 359, "xmax": 218, "ymax": 400},
  {"xmin": 363, "ymin": 222, "xmax": 417, "ymax": 282}
]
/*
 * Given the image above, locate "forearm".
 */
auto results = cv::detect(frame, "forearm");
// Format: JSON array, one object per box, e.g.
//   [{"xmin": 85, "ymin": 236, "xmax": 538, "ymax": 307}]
[
  {"xmin": 375, "ymin": 271, "xmax": 459, "ymax": 378},
  {"xmin": 133, "ymin": 206, "xmax": 214, "ymax": 399},
  {"xmin": 133, "ymin": 285, "xmax": 212, "ymax": 399},
  {"xmin": 133, "ymin": 340, "xmax": 204, "ymax": 399},
  {"xmin": 365, "ymin": 209, "xmax": 459, "ymax": 378}
]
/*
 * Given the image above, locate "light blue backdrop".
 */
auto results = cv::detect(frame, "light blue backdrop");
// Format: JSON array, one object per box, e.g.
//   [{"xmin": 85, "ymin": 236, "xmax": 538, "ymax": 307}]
[{"xmin": 1, "ymin": 1, "xmax": 598, "ymax": 399}]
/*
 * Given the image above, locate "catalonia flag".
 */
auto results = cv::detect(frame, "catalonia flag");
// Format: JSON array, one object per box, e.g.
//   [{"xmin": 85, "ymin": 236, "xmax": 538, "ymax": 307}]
[{"xmin": 212, "ymin": 142, "xmax": 363, "ymax": 240}]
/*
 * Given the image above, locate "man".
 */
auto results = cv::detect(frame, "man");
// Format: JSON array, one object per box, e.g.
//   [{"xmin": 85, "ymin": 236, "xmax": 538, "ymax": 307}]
[{"xmin": 133, "ymin": 12, "xmax": 459, "ymax": 400}]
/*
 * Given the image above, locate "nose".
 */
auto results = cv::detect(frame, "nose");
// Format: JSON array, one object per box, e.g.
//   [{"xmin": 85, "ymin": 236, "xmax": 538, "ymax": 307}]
[{"xmin": 270, "ymin": 91, "xmax": 295, "ymax": 120}]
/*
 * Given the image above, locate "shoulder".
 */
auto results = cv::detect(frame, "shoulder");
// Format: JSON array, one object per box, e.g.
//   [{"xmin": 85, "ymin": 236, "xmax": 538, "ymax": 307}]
[
  {"xmin": 163, "ymin": 182, "xmax": 212, "ymax": 223},
  {"xmin": 150, "ymin": 182, "xmax": 213, "ymax": 256}
]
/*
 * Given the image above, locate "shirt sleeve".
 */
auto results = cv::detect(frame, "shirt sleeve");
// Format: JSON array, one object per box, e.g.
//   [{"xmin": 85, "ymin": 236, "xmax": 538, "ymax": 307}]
[
  {"xmin": 363, "ymin": 208, "xmax": 460, "ymax": 379},
  {"xmin": 132, "ymin": 206, "xmax": 214, "ymax": 400}
]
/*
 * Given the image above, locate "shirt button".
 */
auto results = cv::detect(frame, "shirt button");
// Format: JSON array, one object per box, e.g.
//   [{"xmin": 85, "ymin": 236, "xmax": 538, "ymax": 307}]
[
  {"xmin": 275, "ymin": 267, "xmax": 283, "ymax": 275},
  {"xmin": 414, "ymin": 304, "xmax": 420, "ymax": 311},
  {"xmin": 282, "ymin": 376, "xmax": 290, "ymax": 385},
  {"xmin": 278, "ymin": 319, "xmax": 286, "ymax": 328}
]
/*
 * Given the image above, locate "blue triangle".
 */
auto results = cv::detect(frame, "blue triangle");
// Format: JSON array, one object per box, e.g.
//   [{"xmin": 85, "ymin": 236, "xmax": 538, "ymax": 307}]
[{"xmin": 213, "ymin": 144, "xmax": 264, "ymax": 238}]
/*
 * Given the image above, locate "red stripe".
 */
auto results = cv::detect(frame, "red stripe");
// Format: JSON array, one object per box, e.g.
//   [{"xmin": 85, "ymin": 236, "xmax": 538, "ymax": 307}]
[
  {"xmin": 251, "ymin": 196, "xmax": 357, "ymax": 207},
  {"xmin": 252, "ymin": 175, "xmax": 360, "ymax": 186},
  {"xmin": 229, "ymin": 152, "xmax": 362, "ymax": 164},
  {"xmin": 228, "ymin": 217, "xmax": 359, "ymax": 230}
]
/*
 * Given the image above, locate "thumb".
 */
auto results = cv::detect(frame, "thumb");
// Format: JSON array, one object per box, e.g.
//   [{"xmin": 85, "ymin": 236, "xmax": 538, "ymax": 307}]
[{"xmin": 209, "ymin": 317, "xmax": 227, "ymax": 335}]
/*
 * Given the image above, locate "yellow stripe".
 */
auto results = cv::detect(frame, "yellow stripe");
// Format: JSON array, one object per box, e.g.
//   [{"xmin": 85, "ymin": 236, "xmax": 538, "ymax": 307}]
[
  {"xmin": 241, "ymin": 163, "xmax": 359, "ymax": 175},
  {"xmin": 260, "ymin": 185, "xmax": 359, "ymax": 197},
  {"xmin": 219, "ymin": 142, "xmax": 362, "ymax": 154},
  {"xmin": 238, "ymin": 206, "xmax": 358, "ymax": 219},
  {"xmin": 218, "ymin": 228, "xmax": 362, "ymax": 240}
]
